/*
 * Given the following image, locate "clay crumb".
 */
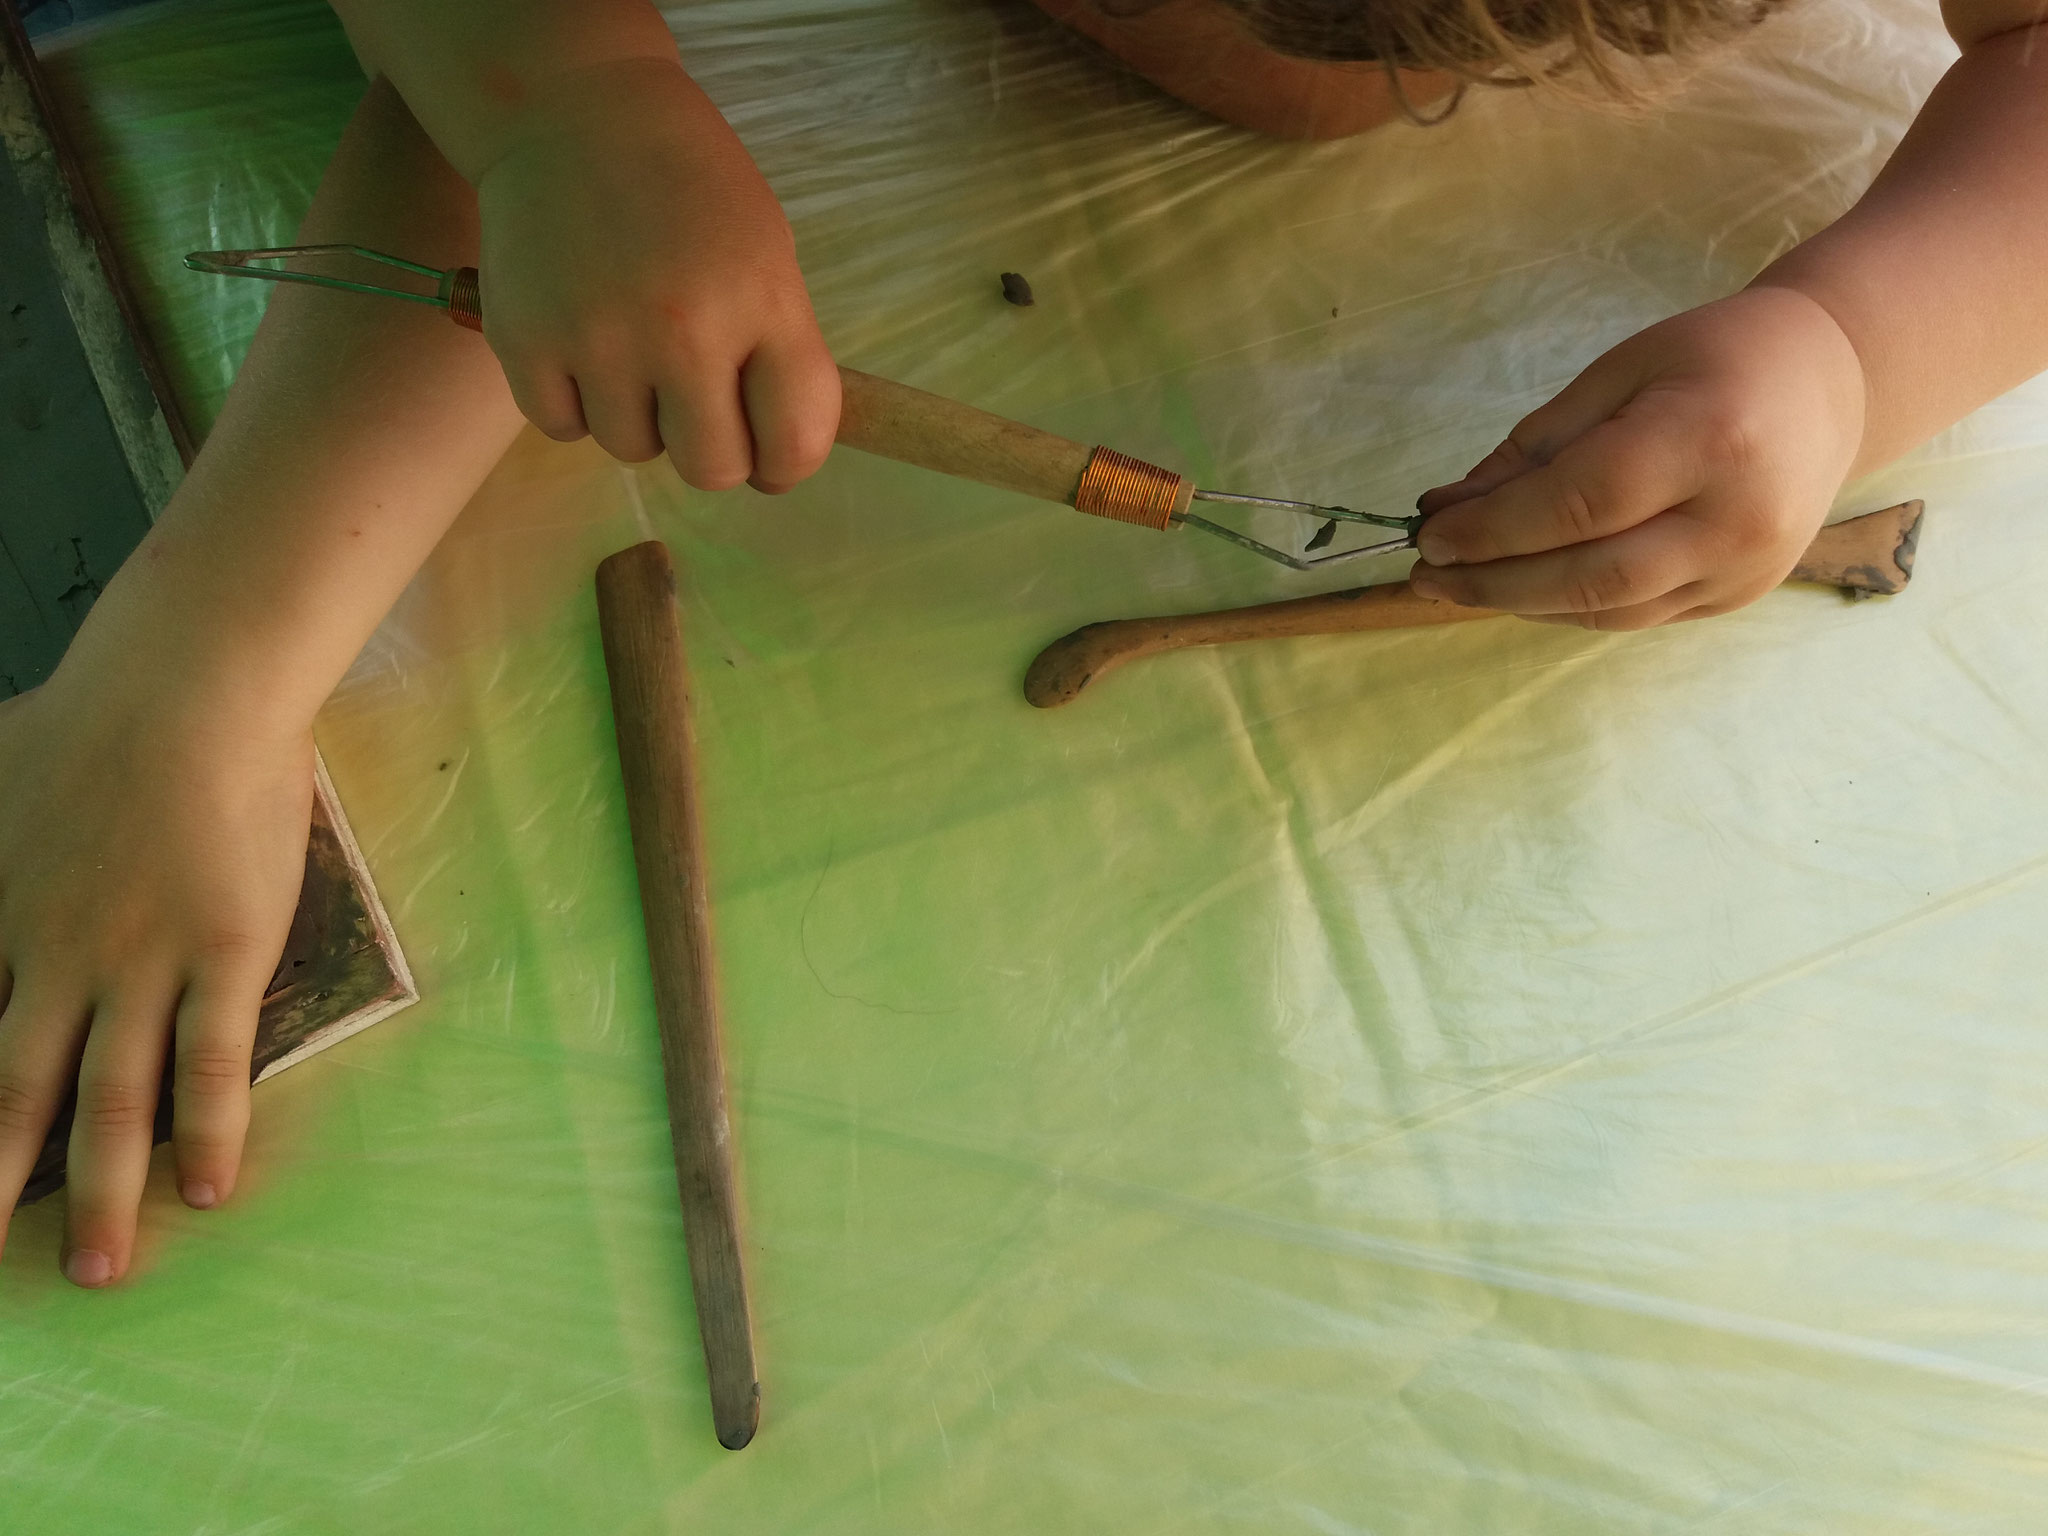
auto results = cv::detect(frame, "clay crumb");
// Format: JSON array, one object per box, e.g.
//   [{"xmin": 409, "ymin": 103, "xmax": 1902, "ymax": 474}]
[{"xmin": 1000, "ymin": 272, "xmax": 1034, "ymax": 307}]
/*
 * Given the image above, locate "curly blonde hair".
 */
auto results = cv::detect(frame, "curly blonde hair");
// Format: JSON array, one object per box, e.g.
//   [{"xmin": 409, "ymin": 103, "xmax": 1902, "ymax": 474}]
[{"xmin": 1213, "ymin": 0, "xmax": 1791, "ymax": 102}]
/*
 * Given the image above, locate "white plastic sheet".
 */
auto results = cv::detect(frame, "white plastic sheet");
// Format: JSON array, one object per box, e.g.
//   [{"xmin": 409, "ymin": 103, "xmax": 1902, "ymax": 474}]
[{"xmin": 9, "ymin": 0, "xmax": 2048, "ymax": 1528}]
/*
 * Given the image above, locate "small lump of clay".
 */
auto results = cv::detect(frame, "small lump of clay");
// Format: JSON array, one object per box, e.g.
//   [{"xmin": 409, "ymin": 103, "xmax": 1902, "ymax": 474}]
[{"xmin": 1000, "ymin": 272, "xmax": 1035, "ymax": 307}]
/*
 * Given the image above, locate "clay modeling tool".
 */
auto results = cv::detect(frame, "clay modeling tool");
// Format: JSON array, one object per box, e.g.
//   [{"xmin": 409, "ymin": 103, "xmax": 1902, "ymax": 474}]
[
  {"xmin": 1020, "ymin": 501, "xmax": 1924, "ymax": 707},
  {"xmin": 185, "ymin": 245, "xmax": 1421, "ymax": 570},
  {"xmin": 596, "ymin": 540, "xmax": 759, "ymax": 1452}
]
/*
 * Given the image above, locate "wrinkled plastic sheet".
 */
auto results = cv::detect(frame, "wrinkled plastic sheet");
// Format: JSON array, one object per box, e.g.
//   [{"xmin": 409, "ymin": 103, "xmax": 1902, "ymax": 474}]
[{"xmin": 8, "ymin": 0, "xmax": 2048, "ymax": 1528}]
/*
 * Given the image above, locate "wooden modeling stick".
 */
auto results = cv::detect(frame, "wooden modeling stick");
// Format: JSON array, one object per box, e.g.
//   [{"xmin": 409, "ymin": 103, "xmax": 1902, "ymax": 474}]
[
  {"xmin": 1024, "ymin": 501, "xmax": 1924, "ymax": 708},
  {"xmin": 596, "ymin": 541, "xmax": 759, "ymax": 1451}
]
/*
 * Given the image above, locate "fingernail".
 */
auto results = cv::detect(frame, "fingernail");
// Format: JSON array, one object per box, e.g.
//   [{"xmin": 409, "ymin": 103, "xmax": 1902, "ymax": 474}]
[
  {"xmin": 1417, "ymin": 534, "xmax": 1456, "ymax": 565},
  {"xmin": 182, "ymin": 1180, "xmax": 218, "ymax": 1210},
  {"xmin": 64, "ymin": 1249, "xmax": 113, "ymax": 1288},
  {"xmin": 1410, "ymin": 575, "xmax": 1449, "ymax": 602}
]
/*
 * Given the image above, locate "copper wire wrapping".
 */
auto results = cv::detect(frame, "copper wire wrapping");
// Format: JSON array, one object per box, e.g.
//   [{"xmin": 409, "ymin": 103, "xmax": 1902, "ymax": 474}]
[
  {"xmin": 444, "ymin": 266, "xmax": 483, "ymax": 332},
  {"xmin": 1072, "ymin": 448, "xmax": 1188, "ymax": 532}
]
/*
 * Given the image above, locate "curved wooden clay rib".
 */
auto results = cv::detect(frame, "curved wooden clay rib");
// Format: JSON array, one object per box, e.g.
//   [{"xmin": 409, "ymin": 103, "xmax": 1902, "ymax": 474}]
[{"xmin": 1023, "ymin": 501, "xmax": 1923, "ymax": 709}]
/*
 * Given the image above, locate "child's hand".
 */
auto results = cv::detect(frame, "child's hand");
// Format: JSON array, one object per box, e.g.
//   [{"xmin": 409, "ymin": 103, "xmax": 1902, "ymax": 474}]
[
  {"xmin": 0, "ymin": 670, "xmax": 313, "ymax": 1285},
  {"xmin": 473, "ymin": 58, "xmax": 839, "ymax": 493},
  {"xmin": 1408, "ymin": 286, "xmax": 1868, "ymax": 629}
]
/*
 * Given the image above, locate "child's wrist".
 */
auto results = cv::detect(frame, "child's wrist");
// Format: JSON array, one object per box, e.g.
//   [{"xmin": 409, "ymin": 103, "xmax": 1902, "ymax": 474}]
[
  {"xmin": 52, "ymin": 543, "xmax": 327, "ymax": 742},
  {"xmin": 465, "ymin": 54, "xmax": 703, "ymax": 186},
  {"xmin": 54, "ymin": 623, "xmax": 319, "ymax": 746},
  {"xmin": 1739, "ymin": 278, "xmax": 1875, "ymax": 470}
]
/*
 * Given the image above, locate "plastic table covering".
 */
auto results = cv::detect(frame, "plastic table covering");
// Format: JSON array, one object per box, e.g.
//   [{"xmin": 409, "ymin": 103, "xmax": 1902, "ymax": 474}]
[{"xmin": 8, "ymin": 0, "xmax": 2048, "ymax": 1529}]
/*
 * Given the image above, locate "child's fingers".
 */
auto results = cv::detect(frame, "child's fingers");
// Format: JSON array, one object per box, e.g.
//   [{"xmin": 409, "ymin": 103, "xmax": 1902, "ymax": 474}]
[
  {"xmin": 501, "ymin": 361, "xmax": 591, "ymax": 445},
  {"xmin": 62, "ymin": 994, "xmax": 176, "ymax": 1287},
  {"xmin": 657, "ymin": 374, "xmax": 755, "ymax": 492},
  {"xmin": 577, "ymin": 380, "xmax": 666, "ymax": 465},
  {"xmin": 1415, "ymin": 438, "xmax": 1538, "ymax": 517},
  {"xmin": 740, "ymin": 339, "xmax": 841, "ymax": 494},
  {"xmin": 1415, "ymin": 409, "xmax": 1708, "ymax": 569},
  {"xmin": 1517, "ymin": 587, "xmax": 1710, "ymax": 631},
  {"xmin": 169, "ymin": 967, "xmax": 264, "ymax": 1211},
  {"xmin": 1416, "ymin": 352, "xmax": 1645, "ymax": 515},
  {"xmin": 1408, "ymin": 507, "xmax": 1708, "ymax": 618},
  {"xmin": 0, "ymin": 976, "xmax": 83, "ymax": 1260}
]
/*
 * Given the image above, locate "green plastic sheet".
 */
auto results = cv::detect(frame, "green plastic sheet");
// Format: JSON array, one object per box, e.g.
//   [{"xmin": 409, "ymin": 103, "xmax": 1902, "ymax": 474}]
[{"xmin": 8, "ymin": 0, "xmax": 2048, "ymax": 1528}]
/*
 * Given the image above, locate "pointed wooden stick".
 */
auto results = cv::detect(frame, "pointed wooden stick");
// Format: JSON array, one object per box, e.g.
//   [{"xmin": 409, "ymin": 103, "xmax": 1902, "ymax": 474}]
[
  {"xmin": 597, "ymin": 540, "xmax": 760, "ymax": 1451},
  {"xmin": 1023, "ymin": 501, "xmax": 1923, "ymax": 709}
]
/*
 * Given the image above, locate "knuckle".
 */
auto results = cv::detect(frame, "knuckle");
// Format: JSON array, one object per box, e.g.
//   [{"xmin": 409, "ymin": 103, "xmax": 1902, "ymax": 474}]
[
  {"xmin": 595, "ymin": 430, "xmax": 664, "ymax": 466},
  {"xmin": 176, "ymin": 1042, "xmax": 251, "ymax": 1099},
  {"xmin": 1567, "ymin": 559, "xmax": 1640, "ymax": 613},
  {"xmin": 669, "ymin": 432, "xmax": 755, "ymax": 496},
  {"xmin": 649, "ymin": 328, "xmax": 730, "ymax": 382},
  {"xmin": 649, "ymin": 307, "xmax": 725, "ymax": 361},
  {"xmin": 762, "ymin": 296, "xmax": 826, "ymax": 352},
  {"xmin": 570, "ymin": 316, "xmax": 639, "ymax": 357},
  {"xmin": 790, "ymin": 410, "xmax": 839, "ymax": 474},
  {"xmin": 1455, "ymin": 438, "xmax": 1527, "ymax": 488},
  {"xmin": 192, "ymin": 929, "xmax": 264, "ymax": 967},
  {"xmin": 508, "ymin": 382, "xmax": 586, "ymax": 442},
  {"xmin": 1550, "ymin": 477, "xmax": 1603, "ymax": 543},
  {"xmin": 1718, "ymin": 498, "xmax": 1790, "ymax": 556},
  {"xmin": 0, "ymin": 1075, "xmax": 47, "ymax": 1137},
  {"xmin": 74, "ymin": 1078, "xmax": 158, "ymax": 1137},
  {"xmin": 762, "ymin": 423, "xmax": 835, "ymax": 485},
  {"xmin": 683, "ymin": 462, "xmax": 751, "ymax": 493},
  {"xmin": 1495, "ymin": 434, "xmax": 1541, "ymax": 471},
  {"xmin": 1696, "ymin": 404, "xmax": 1765, "ymax": 476},
  {"xmin": 1417, "ymin": 508, "xmax": 1476, "ymax": 564},
  {"xmin": 1503, "ymin": 404, "xmax": 1552, "ymax": 449},
  {"xmin": 524, "ymin": 404, "xmax": 587, "ymax": 443}
]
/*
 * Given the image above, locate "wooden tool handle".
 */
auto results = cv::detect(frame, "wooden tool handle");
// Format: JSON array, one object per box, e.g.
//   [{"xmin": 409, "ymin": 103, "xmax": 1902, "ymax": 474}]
[
  {"xmin": 446, "ymin": 282, "xmax": 1093, "ymax": 506},
  {"xmin": 834, "ymin": 367, "xmax": 1096, "ymax": 504},
  {"xmin": 595, "ymin": 541, "xmax": 760, "ymax": 1451},
  {"xmin": 1024, "ymin": 500, "xmax": 1924, "ymax": 708}
]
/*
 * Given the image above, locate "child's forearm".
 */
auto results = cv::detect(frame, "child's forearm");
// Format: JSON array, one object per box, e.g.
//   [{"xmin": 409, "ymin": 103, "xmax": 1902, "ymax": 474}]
[
  {"xmin": 1754, "ymin": 20, "xmax": 2048, "ymax": 478},
  {"xmin": 321, "ymin": 0, "xmax": 835, "ymax": 492},
  {"xmin": 327, "ymin": 0, "xmax": 683, "ymax": 180},
  {"xmin": 61, "ymin": 76, "xmax": 525, "ymax": 733}
]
